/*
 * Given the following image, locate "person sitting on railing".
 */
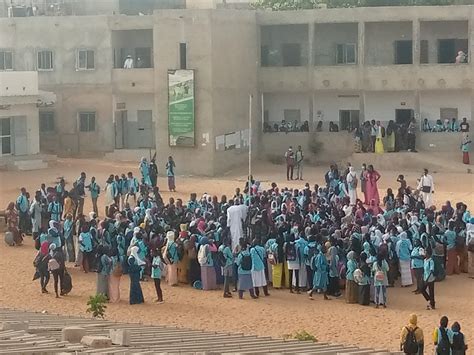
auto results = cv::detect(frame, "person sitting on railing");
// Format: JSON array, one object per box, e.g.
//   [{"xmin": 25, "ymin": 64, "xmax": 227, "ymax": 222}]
[
  {"xmin": 316, "ymin": 121, "xmax": 323, "ymax": 132},
  {"xmin": 279, "ymin": 120, "xmax": 288, "ymax": 133},
  {"xmin": 448, "ymin": 118, "xmax": 459, "ymax": 132},
  {"xmin": 432, "ymin": 119, "xmax": 444, "ymax": 132},
  {"xmin": 422, "ymin": 118, "xmax": 431, "ymax": 132},
  {"xmin": 329, "ymin": 121, "xmax": 339, "ymax": 132},
  {"xmin": 293, "ymin": 120, "xmax": 300, "ymax": 132}
]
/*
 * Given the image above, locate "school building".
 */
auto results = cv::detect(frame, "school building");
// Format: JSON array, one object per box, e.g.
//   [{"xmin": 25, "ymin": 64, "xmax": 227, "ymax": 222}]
[{"xmin": 0, "ymin": 3, "xmax": 472, "ymax": 174}]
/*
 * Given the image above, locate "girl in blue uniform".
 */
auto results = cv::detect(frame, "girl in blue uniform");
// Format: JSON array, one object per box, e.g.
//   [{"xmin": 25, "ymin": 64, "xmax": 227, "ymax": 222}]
[
  {"xmin": 151, "ymin": 248, "xmax": 164, "ymax": 303},
  {"xmin": 236, "ymin": 238, "xmax": 257, "ymax": 299},
  {"xmin": 308, "ymin": 245, "xmax": 329, "ymax": 300}
]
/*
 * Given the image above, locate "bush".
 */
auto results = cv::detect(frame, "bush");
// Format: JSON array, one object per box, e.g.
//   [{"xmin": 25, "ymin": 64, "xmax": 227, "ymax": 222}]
[
  {"xmin": 283, "ymin": 330, "xmax": 318, "ymax": 342},
  {"xmin": 267, "ymin": 153, "xmax": 284, "ymax": 165},
  {"xmin": 86, "ymin": 294, "xmax": 108, "ymax": 319}
]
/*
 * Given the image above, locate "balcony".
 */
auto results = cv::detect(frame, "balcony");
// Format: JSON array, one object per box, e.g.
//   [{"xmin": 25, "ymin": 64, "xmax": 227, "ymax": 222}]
[
  {"xmin": 258, "ymin": 67, "xmax": 309, "ymax": 92},
  {"xmin": 312, "ymin": 66, "xmax": 359, "ymax": 91},
  {"xmin": 111, "ymin": 69, "xmax": 154, "ymax": 94}
]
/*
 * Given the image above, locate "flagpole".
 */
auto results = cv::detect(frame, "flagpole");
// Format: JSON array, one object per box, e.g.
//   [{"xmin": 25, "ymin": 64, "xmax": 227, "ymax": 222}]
[{"xmin": 248, "ymin": 94, "xmax": 252, "ymax": 196}]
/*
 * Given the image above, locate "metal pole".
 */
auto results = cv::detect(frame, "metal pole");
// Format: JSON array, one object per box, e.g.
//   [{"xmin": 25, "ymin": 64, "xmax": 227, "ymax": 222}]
[{"xmin": 248, "ymin": 94, "xmax": 252, "ymax": 197}]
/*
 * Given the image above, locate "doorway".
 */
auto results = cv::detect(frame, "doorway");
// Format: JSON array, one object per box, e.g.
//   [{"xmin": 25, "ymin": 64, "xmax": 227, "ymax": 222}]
[
  {"xmin": 0, "ymin": 117, "xmax": 12, "ymax": 155},
  {"xmin": 394, "ymin": 40, "xmax": 413, "ymax": 64},
  {"xmin": 137, "ymin": 110, "xmax": 154, "ymax": 148},
  {"xmin": 115, "ymin": 111, "xmax": 127, "ymax": 149},
  {"xmin": 395, "ymin": 109, "xmax": 414, "ymax": 126},
  {"xmin": 339, "ymin": 110, "xmax": 360, "ymax": 131},
  {"xmin": 13, "ymin": 116, "xmax": 28, "ymax": 155}
]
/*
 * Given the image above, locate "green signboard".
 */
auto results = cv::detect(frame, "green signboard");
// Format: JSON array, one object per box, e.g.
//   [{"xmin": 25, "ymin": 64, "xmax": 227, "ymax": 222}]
[{"xmin": 168, "ymin": 69, "xmax": 195, "ymax": 147}]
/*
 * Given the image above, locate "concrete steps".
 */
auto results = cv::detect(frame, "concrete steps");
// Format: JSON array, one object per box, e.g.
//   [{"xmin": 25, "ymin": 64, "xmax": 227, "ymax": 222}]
[{"xmin": 0, "ymin": 308, "xmax": 391, "ymax": 354}]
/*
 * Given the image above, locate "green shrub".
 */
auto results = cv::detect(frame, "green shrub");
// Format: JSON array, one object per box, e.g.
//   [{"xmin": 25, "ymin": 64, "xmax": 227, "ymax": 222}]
[
  {"xmin": 86, "ymin": 294, "xmax": 108, "ymax": 319},
  {"xmin": 283, "ymin": 330, "xmax": 318, "ymax": 342}
]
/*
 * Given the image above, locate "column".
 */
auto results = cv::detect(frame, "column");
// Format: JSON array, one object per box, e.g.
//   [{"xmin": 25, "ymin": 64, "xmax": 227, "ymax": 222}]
[
  {"xmin": 358, "ymin": 21, "xmax": 365, "ymax": 66},
  {"xmin": 308, "ymin": 22, "xmax": 315, "ymax": 67},
  {"xmin": 412, "ymin": 19, "xmax": 420, "ymax": 65},
  {"xmin": 308, "ymin": 22, "xmax": 315, "ymax": 130}
]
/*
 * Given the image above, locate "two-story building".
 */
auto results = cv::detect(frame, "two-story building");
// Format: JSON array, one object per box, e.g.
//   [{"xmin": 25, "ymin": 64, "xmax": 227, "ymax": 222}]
[{"xmin": 0, "ymin": 3, "xmax": 472, "ymax": 174}]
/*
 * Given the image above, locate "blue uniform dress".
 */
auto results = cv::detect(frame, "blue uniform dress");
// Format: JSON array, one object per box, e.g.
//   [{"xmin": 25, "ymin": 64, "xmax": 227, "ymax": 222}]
[
  {"xmin": 237, "ymin": 250, "xmax": 253, "ymax": 291},
  {"xmin": 139, "ymin": 161, "xmax": 152, "ymax": 186},
  {"xmin": 48, "ymin": 202, "xmax": 62, "ymax": 222},
  {"xmin": 128, "ymin": 256, "xmax": 144, "ymax": 305},
  {"xmin": 250, "ymin": 245, "xmax": 267, "ymax": 288},
  {"xmin": 372, "ymin": 260, "xmax": 389, "ymax": 306},
  {"xmin": 312, "ymin": 253, "xmax": 329, "ymax": 292}
]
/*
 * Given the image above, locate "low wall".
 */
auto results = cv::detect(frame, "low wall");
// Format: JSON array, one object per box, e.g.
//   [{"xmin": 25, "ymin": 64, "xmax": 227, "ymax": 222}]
[{"xmin": 260, "ymin": 131, "xmax": 465, "ymax": 165}]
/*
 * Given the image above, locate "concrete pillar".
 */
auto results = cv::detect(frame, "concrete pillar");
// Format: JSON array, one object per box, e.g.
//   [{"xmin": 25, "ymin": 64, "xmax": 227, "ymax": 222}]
[
  {"xmin": 358, "ymin": 22, "xmax": 365, "ymax": 66},
  {"xmin": 308, "ymin": 22, "xmax": 315, "ymax": 67},
  {"xmin": 412, "ymin": 19, "xmax": 420, "ymax": 65},
  {"xmin": 414, "ymin": 90, "xmax": 421, "ymax": 123},
  {"xmin": 359, "ymin": 91, "xmax": 366, "ymax": 123}
]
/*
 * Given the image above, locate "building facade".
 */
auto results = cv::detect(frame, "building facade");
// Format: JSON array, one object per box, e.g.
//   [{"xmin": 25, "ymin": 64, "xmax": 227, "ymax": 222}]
[{"xmin": 0, "ymin": 4, "xmax": 472, "ymax": 174}]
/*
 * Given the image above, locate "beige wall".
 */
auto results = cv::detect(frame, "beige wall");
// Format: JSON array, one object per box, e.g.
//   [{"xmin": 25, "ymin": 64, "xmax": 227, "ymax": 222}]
[{"xmin": 314, "ymin": 23, "xmax": 358, "ymax": 66}]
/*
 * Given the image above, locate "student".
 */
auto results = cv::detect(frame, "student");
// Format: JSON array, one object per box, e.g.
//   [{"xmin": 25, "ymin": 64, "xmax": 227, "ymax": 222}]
[
  {"xmin": 96, "ymin": 246, "xmax": 112, "ymax": 300},
  {"xmin": 128, "ymin": 246, "xmax": 145, "ymax": 305},
  {"xmin": 421, "ymin": 247, "xmax": 436, "ymax": 310},
  {"xmin": 422, "ymin": 118, "xmax": 431, "ymax": 132},
  {"xmin": 308, "ymin": 244, "xmax": 329, "ymax": 300},
  {"xmin": 444, "ymin": 221, "xmax": 459, "ymax": 275},
  {"xmin": 126, "ymin": 172, "xmax": 139, "ymax": 207},
  {"xmin": 48, "ymin": 243, "xmax": 65, "ymax": 298},
  {"xmin": 396, "ymin": 232, "xmax": 413, "ymax": 287},
  {"xmin": 63, "ymin": 214, "xmax": 75, "ymax": 263},
  {"xmin": 285, "ymin": 234, "xmax": 300, "ymax": 294},
  {"xmin": 410, "ymin": 239, "xmax": 425, "ymax": 293},
  {"xmin": 236, "ymin": 238, "xmax": 257, "ymax": 299},
  {"xmin": 219, "ymin": 237, "xmax": 234, "ymax": 298},
  {"xmin": 87, "ymin": 177, "xmax": 100, "ymax": 216},
  {"xmin": 451, "ymin": 321, "xmax": 468, "ymax": 355},
  {"xmin": 372, "ymin": 252, "xmax": 389, "ymax": 308},
  {"xmin": 139, "ymin": 157, "xmax": 152, "ymax": 186},
  {"xmin": 400, "ymin": 314, "xmax": 424, "ymax": 355},
  {"xmin": 151, "ymin": 248, "xmax": 164, "ymax": 303},
  {"xmin": 34, "ymin": 241, "xmax": 51, "ymax": 294},
  {"xmin": 198, "ymin": 237, "xmax": 217, "ymax": 290},
  {"xmin": 48, "ymin": 195, "xmax": 62, "ymax": 222},
  {"xmin": 358, "ymin": 252, "xmax": 371, "ymax": 305},
  {"xmin": 250, "ymin": 238, "xmax": 269, "ymax": 297},
  {"xmin": 327, "ymin": 243, "xmax": 341, "ymax": 297},
  {"xmin": 165, "ymin": 231, "xmax": 179, "ymax": 286},
  {"xmin": 345, "ymin": 251, "xmax": 358, "ymax": 304},
  {"xmin": 284, "ymin": 146, "xmax": 295, "ymax": 181},
  {"xmin": 166, "ymin": 156, "xmax": 176, "ymax": 192},
  {"xmin": 433, "ymin": 316, "xmax": 453, "ymax": 355},
  {"xmin": 79, "ymin": 225, "xmax": 93, "ymax": 273}
]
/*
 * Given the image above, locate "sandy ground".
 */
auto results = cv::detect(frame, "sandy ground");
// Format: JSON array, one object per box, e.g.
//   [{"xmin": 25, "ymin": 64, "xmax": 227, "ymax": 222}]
[{"xmin": 0, "ymin": 158, "xmax": 473, "ymax": 352}]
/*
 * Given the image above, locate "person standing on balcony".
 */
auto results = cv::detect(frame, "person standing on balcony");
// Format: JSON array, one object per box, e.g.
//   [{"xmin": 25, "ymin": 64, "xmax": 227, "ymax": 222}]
[
  {"xmin": 123, "ymin": 55, "xmax": 134, "ymax": 69},
  {"xmin": 460, "ymin": 117, "xmax": 469, "ymax": 133},
  {"xmin": 370, "ymin": 120, "xmax": 377, "ymax": 152},
  {"xmin": 295, "ymin": 145, "xmax": 304, "ymax": 180},
  {"xmin": 285, "ymin": 146, "xmax": 295, "ymax": 181},
  {"xmin": 461, "ymin": 133, "xmax": 471, "ymax": 165}
]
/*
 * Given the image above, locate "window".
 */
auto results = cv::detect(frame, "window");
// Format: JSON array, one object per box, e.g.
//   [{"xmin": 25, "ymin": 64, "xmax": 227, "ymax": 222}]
[
  {"xmin": 281, "ymin": 43, "xmax": 301, "ymax": 66},
  {"xmin": 394, "ymin": 40, "xmax": 413, "ymax": 64},
  {"xmin": 339, "ymin": 110, "xmax": 360, "ymax": 131},
  {"xmin": 438, "ymin": 38, "xmax": 468, "ymax": 64},
  {"xmin": 39, "ymin": 112, "xmax": 55, "ymax": 133},
  {"xmin": 79, "ymin": 112, "xmax": 96, "ymax": 132},
  {"xmin": 336, "ymin": 44, "xmax": 357, "ymax": 65},
  {"xmin": 0, "ymin": 117, "xmax": 11, "ymax": 155},
  {"xmin": 179, "ymin": 43, "xmax": 187, "ymax": 70},
  {"xmin": 76, "ymin": 49, "xmax": 95, "ymax": 70},
  {"xmin": 37, "ymin": 50, "xmax": 53, "ymax": 70},
  {"xmin": 135, "ymin": 47, "xmax": 152, "ymax": 68},
  {"xmin": 0, "ymin": 51, "xmax": 13, "ymax": 70}
]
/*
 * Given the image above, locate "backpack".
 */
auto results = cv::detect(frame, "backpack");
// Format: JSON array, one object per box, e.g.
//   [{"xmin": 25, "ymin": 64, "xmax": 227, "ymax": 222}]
[
  {"xmin": 48, "ymin": 258, "xmax": 60, "ymax": 271},
  {"xmin": 217, "ymin": 249, "xmax": 227, "ymax": 268},
  {"xmin": 452, "ymin": 332, "xmax": 466, "ymax": 351},
  {"xmin": 286, "ymin": 243, "xmax": 297, "ymax": 262},
  {"xmin": 402, "ymin": 327, "xmax": 419, "ymax": 354},
  {"xmin": 61, "ymin": 269, "xmax": 73, "ymax": 295},
  {"xmin": 198, "ymin": 245, "xmax": 208, "ymax": 266},
  {"xmin": 240, "ymin": 253, "xmax": 252, "ymax": 271},
  {"xmin": 437, "ymin": 328, "xmax": 450, "ymax": 355}
]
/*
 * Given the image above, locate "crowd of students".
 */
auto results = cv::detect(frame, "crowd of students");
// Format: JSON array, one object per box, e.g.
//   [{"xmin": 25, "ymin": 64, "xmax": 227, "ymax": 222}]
[{"xmin": 3, "ymin": 158, "xmax": 472, "ymax": 352}]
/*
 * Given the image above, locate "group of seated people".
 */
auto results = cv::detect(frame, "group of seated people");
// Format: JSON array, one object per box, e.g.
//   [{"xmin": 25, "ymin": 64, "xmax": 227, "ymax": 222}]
[
  {"xmin": 264, "ymin": 120, "xmax": 310, "ymax": 133},
  {"xmin": 422, "ymin": 117, "xmax": 469, "ymax": 133}
]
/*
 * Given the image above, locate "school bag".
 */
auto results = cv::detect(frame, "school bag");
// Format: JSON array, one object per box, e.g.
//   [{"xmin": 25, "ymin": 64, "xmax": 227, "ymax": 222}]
[
  {"xmin": 198, "ymin": 245, "xmax": 209, "ymax": 266},
  {"xmin": 61, "ymin": 269, "xmax": 73, "ymax": 295},
  {"xmin": 217, "ymin": 249, "xmax": 227, "ymax": 267},
  {"xmin": 286, "ymin": 243, "xmax": 297, "ymax": 262},
  {"xmin": 48, "ymin": 258, "xmax": 60, "ymax": 271},
  {"xmin": 374, "ymin": 264, "xmax": 385, "ymax": 282},
  {"xmin": 451, "ymin": 332, "xmax": 467, "ymax": 352},
  {"xmin": 402, "ymin": 327, "xmax": 419, "ymax": 354},
  {"xmin": 240, "ymin": 253, "xmax": 253, "ymax": 271},
  {"xmin": 436, "ymin": 327, "xmax": 451, "ymax": 355}
]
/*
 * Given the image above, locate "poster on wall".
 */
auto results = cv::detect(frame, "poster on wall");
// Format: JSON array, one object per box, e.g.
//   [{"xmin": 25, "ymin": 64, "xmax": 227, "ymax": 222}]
[{"xmin": 168, "ymin": 69, "xmax": 195, "ymax": 147}]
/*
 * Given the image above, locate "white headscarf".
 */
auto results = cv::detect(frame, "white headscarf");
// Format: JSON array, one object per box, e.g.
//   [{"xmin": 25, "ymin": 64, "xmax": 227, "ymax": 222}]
[
  {"xmin": 377, "ymin": 214, "xmax": 386, "ymax": 227},
  {"xmin": 165, "ymin": 230, "xmax": 176, "ymax": 252},
  {"xmin": 129, "ymin": 245, "xmax": 145, "ymax": 266}
]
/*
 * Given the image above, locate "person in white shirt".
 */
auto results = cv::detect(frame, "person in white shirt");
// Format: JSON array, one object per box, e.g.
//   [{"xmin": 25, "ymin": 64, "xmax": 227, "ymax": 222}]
[
  {"xmin": 417, "ymin": 168, "xmax": 434, "ymax": 208},
  {"xmin": 123, "ymin": 55, "xmax": 134, "ymax": 69}
]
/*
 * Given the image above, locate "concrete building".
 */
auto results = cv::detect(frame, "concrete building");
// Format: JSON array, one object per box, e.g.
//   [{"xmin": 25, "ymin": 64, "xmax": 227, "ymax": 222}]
[{"xmin": 0, "ymin": 4, "xmax": 472, "ymax": 174}]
